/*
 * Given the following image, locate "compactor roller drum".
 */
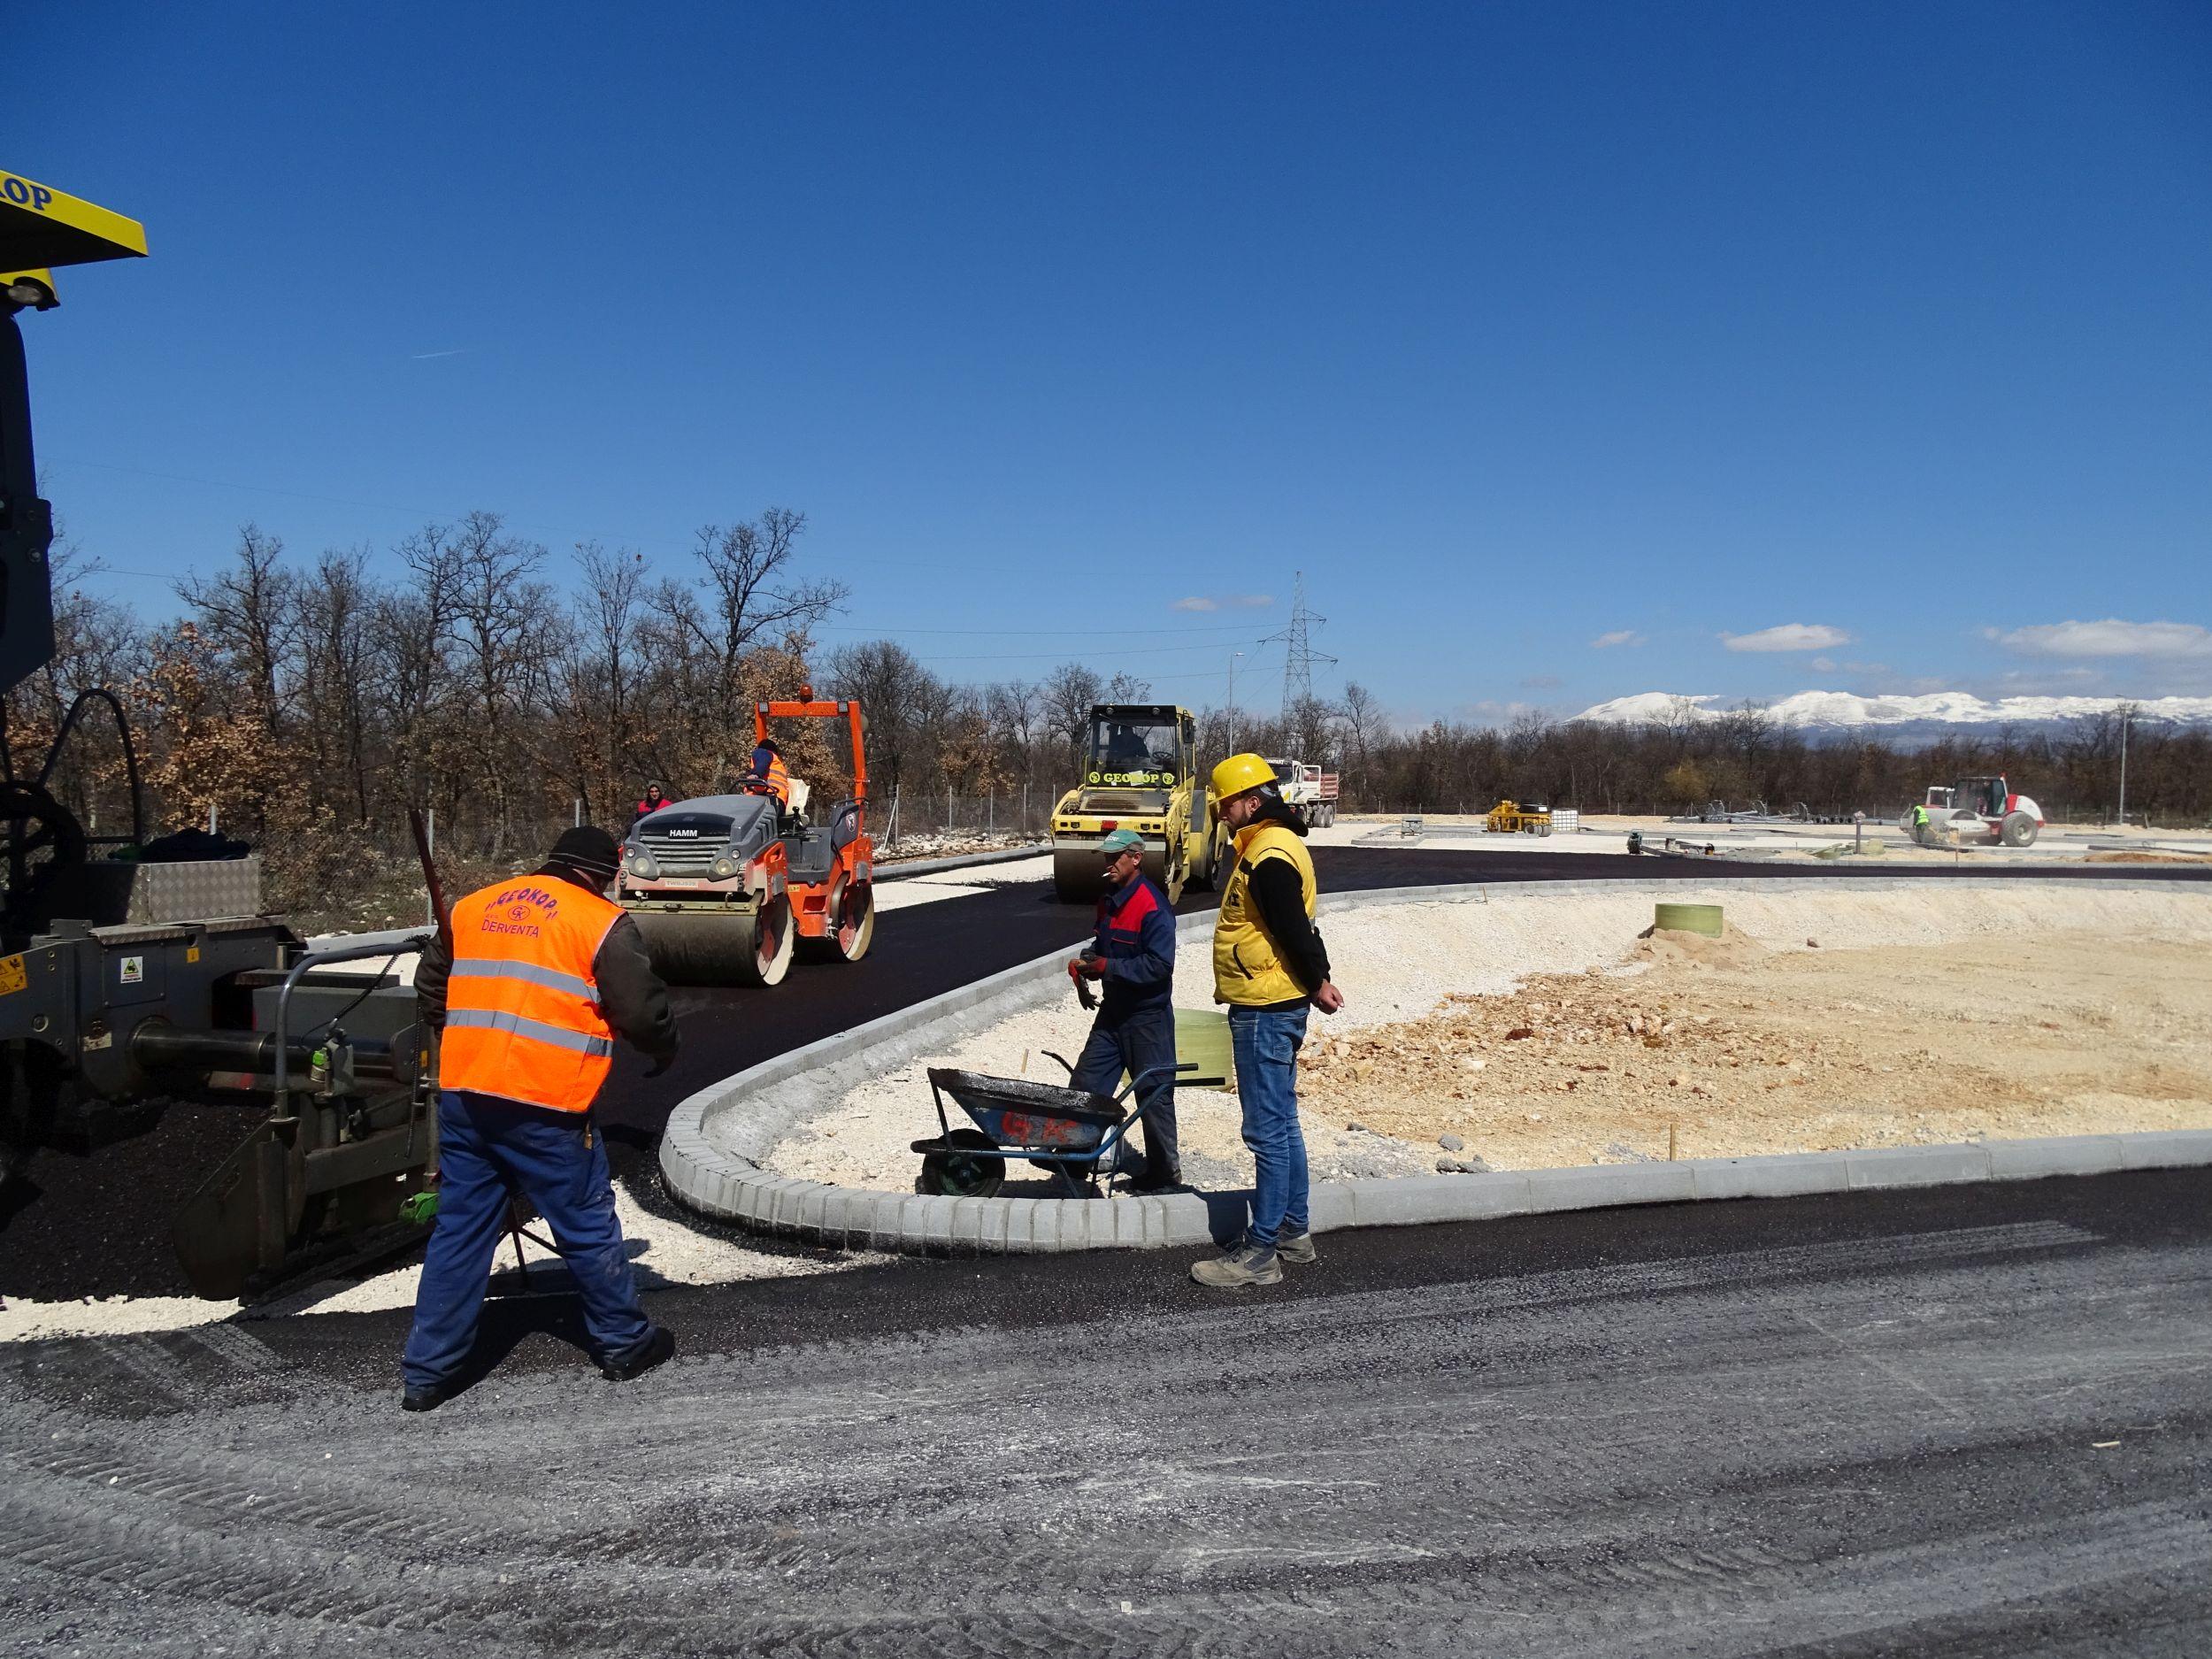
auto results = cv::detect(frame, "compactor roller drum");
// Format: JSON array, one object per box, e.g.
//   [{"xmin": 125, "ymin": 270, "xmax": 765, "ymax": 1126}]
[{"xmin": 633, "ymin": 896, "xmax": 795, "ymax": 987}]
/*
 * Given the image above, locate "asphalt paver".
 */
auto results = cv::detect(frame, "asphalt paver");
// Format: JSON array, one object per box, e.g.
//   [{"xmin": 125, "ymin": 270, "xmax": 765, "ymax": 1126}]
[
  {"xmin": 4, "ymin": 1171, "xmax": 2208, "ymax": 1655},
  {"xmin": 4, "ymin": 849, "xmax": 2205, "ymax": 1300}
]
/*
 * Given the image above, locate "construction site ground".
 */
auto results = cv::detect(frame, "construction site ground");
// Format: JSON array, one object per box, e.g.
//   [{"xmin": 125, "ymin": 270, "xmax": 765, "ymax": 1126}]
[
  {"xmin": 768, "ymin": 881, "xmax": 2212, "ymax": 1194},
  {"xmin": 1347, "ymin": 810, "xmax": 2212, "ymax": 865}
]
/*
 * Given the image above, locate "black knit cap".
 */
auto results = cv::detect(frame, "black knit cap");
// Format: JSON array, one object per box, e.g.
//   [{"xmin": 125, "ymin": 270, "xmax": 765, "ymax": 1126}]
[{"xmin": 548, "ymin": 825, "xmax": 622, "ymax": 879}]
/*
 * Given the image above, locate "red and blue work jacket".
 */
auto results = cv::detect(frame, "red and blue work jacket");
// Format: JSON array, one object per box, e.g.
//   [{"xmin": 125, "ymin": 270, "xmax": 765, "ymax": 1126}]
[{"xmin": 1089, "ymin": 872, "xmax": 1176, "ymax": 1018}]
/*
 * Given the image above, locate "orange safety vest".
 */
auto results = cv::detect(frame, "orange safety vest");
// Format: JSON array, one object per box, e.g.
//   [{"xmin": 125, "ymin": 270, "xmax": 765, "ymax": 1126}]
[
  {"xmin": 753, "ymin": 750, "xmax": 789, "ymax": 806},
  {"xmin": 439, "ymin": 877, "xmax": 626, "ymax": 1113}
]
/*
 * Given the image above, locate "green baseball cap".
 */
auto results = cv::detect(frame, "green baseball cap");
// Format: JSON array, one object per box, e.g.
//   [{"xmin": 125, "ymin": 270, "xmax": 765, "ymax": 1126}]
[{"xmin": 1099, "ymin": 828, "xmax": 1146, "ymax": 857}]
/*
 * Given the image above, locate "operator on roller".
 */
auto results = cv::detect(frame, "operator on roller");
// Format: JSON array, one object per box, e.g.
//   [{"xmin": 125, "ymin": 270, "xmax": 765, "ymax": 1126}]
[
  {"xmin": 1191, "ymin": 755, "xmax": 1344, "ymax": 1290},
  {"xmin": 401, "ymin": 826, "xmax": 681, "ymax": 1411},
  {"xmin": 748, "ymin": 737, "xmax": 790, "ymax": 808},
  {"xmin": 1066, "ymin": 827, "xmax": 1182, "ymax": 1192}
]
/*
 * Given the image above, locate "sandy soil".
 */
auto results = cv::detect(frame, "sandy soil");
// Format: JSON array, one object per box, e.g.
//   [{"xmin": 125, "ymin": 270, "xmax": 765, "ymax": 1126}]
[
  {"xmin": 765, "ymin": 883, "xmax": 2212, "ymax": 1194},
  {"xmin": 1303, "ymin": 926, "xmax": 2212, "ymax": 1169}
]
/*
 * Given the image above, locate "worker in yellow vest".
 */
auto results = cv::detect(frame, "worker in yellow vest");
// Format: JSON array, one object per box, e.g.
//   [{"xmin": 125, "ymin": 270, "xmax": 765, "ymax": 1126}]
[
  {"xmin": 401, "ymin": 826, "xmax": 681, "ymax": 1410},
  {"xmin": 1191, "ymin": 754, "xmax": 1345, "ymax": 1289}
]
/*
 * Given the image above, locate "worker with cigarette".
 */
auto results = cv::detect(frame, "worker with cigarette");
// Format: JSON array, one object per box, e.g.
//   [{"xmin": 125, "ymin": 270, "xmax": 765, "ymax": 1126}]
[{"xmin": 1065, "ymin": 827, "xmax": 1183, "ymax": 1192}]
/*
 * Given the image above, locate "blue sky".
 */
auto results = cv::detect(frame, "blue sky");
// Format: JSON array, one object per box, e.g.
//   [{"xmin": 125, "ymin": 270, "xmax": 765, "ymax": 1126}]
[{"xmin": 18, "ymin": 2, "xmax": 2211, "ymax": 723}]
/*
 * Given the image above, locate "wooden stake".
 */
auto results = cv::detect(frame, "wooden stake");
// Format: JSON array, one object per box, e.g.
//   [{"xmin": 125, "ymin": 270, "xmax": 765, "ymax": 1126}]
[{"xmin": 1669, "ymin": 1121, "xmax": 1678, "ymax": 1162}]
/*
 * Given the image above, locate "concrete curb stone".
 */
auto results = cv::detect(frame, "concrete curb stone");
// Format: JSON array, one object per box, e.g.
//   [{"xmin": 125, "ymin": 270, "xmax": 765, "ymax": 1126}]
[{"xmin": 656, "ymin": 874, "xmax": 2212, "ymax": 1256}]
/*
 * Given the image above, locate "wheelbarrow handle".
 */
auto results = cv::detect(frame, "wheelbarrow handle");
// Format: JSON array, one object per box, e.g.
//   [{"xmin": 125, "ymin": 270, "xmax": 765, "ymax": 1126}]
[{"xmin": 1116, "ymin": 1060, "xmax": 1198, "ymax": 1104}]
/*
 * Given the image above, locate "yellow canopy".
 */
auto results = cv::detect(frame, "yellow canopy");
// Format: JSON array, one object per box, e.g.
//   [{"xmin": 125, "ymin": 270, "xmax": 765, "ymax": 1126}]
[{"xmin": 1, "ymin": 169, "xmax": 147, "ymax": 273}]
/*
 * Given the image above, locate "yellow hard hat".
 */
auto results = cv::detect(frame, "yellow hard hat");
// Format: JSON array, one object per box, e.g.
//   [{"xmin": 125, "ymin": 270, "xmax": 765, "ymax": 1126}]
[{"xmin": 1210, "ymin": 753, "xmax": 1279, "ymax": 800}]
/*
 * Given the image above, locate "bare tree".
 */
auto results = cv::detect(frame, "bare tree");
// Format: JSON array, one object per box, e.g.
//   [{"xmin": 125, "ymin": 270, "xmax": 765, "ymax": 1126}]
[{"xmin": 1041, "ymin": 663, "xmax": 1103, "ymax": 759}]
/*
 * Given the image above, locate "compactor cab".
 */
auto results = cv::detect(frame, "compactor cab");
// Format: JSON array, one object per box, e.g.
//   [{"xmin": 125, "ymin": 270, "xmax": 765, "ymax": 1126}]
[{"xmin": 1050, "ymin": 703, "xmax": 1220, "ymax": 903}]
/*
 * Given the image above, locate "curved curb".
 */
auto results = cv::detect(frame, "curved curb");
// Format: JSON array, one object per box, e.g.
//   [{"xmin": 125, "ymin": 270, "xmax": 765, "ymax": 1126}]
[{"xmin": 658, "ymin": 874, "xmax": 2211, "ymax": 1255}]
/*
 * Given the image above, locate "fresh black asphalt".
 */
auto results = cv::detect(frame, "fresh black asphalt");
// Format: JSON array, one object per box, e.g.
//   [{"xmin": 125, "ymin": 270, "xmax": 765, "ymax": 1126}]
[
  {"xmin": 6, "ymin": 1171, "xmax": 2209, "ymax": 1655},
  {"xmin": 4, "ymin": 848, "xmax": 2206, "ymax": 1299}
]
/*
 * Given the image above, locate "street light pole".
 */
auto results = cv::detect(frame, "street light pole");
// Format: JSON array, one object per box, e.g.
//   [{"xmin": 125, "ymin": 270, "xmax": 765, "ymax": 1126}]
[{"xmin": 2117, "ymin": 703, "xmax": 2130, "ymax": 827}]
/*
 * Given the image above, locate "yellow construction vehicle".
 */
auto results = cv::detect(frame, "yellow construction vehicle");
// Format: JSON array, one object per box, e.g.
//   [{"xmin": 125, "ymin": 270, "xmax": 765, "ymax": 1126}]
[
  {"xmin": 1486, "ymin": 799, "xmax": 1553, "ymax": 836},
  {"xmin": 1050, "ymin": 703, "xmax": 1221, "ymax": 903}
]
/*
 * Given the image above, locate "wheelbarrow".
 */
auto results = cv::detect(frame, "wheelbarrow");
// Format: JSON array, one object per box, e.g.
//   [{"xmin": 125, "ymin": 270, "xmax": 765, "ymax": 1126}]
[{"xmin": 910, "ymin": 1057, "xmax": 1194, "ymax": 1198}]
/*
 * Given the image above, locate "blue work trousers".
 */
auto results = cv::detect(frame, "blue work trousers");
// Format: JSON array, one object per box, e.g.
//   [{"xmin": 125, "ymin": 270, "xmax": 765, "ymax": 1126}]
[
  {"xmin": 1068, "ymin": 1003, "xmax": 1179, "ymax": 1183},
  {"xmin": 402, "ymin": 1091, "xmax": 653, "ymax": 1389},
  {"xmin": 1231, "ymin": 1004, "xmax": 1310, "ymax": 1249}
]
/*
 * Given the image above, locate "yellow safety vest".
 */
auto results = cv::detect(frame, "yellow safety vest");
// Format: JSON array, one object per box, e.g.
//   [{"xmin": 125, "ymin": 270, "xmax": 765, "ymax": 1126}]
[{"xmin": 1212, "ymin": 822, "xmax": 1318, "ymax": 1007}]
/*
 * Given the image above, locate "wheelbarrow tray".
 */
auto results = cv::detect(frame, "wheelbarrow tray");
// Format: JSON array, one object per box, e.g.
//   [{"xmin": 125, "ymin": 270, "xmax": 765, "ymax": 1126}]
[{"xmin": 926, "ymin": 1066, "xmax": 1122, "ymax": 1152}]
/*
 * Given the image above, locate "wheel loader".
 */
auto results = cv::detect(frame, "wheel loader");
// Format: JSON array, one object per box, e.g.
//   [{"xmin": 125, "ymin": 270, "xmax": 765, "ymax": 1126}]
[{"xmin": 1050, "ymin": 703, "xmax": 1220, "ymax": 903}]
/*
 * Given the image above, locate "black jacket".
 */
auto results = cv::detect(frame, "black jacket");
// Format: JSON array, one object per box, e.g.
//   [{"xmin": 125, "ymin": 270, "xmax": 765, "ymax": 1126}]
[
  {"xmin": 1241, "ymin": 797, "xmax": 1332, "ymax": 1006},
  {"xmin": 416, "ymin": 865, "xmax": 680, "ymax": 1063}
]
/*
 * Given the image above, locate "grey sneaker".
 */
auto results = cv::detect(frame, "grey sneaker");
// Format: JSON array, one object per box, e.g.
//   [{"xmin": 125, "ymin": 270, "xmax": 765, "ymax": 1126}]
[
  {"xmin": 1276, "ymin": 1231, "xmax": 1317, "ymax": 1265},
  {"xmin": 1190, "ymin": 1242, "xmax": 1283, "ymax": 1289}
]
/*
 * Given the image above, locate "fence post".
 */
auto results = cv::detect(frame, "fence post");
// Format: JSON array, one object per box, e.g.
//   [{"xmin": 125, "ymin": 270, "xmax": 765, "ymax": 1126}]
[
  {"xmin": 425, "ymin": 808, "xmax": 437, "ymax": 928},
  {"xmin": 573, "ymin": 797, "xmax": 583, "ymax": 827},
  {"xmin": 947, "ymin": 783, "xmax": 954, "ymax": 833},
  {"xmin": 987, "ymin": 787, "xmax": 994, "ymax": 834},
  {"xmin": 888, "ymin": 782, "xmax": 900, "ymax": 849},
  {"xmin": 207, "ymin": 802, "xmax": 217, "ymax": 835}
]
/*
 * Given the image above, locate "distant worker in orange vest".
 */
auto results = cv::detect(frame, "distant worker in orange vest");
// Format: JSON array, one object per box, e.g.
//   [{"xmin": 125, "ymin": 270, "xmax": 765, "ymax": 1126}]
[
  {"xmin": 748, "ymin": 737, "xmax": 790, "ymax": 809},
  {"xmin": 401, "ymin": 825, "xmax": 680, "ymax": 1411}
]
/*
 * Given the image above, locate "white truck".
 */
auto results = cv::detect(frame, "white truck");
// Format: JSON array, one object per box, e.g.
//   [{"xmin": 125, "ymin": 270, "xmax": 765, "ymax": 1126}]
[{"xmin": 1263, "ymin": 757, "xmax": 1340, "ymax": 828}]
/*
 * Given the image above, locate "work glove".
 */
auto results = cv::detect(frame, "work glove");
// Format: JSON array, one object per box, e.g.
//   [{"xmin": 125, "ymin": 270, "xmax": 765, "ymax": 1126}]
[{"xmin": 1070, "ymin": 955, "xmax": 1104, "ymax": 979}]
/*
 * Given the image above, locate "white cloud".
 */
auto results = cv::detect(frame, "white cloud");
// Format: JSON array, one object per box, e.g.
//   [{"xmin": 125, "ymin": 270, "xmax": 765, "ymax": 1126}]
[
  {"xmin": 1591, "ymin": 629, "xmax": 1645, "ymax": 649},
  {"xmin": 1992, "ymin": 618, "xmax": 2212, "ymax": 659},
  {"xmin": 1722, "ymin": 623, "xmax": 1853, "ymax": 653},
  {"xmin": 1172, "ymin": 593, "xmax": 1273, "ymax": 613},
  {"xmin": 1810, "ymin": 657, "xmax": 1837, "ymax": 672}
]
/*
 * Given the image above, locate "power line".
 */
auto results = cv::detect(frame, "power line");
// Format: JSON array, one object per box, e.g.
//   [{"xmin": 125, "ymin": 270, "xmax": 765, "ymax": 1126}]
[{"xmin": 1259, "ymin": 570, "xmax": 1336, "ymax": 723}]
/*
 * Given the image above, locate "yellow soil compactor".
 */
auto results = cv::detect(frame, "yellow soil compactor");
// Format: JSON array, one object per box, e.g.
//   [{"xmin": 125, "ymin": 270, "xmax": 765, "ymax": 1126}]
[{"xmin": 1049, "ymin": 703, "xmax": 1221, "ymax": 904}]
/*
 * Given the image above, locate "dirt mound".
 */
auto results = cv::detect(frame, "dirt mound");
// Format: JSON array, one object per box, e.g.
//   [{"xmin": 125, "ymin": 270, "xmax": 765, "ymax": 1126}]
[
  {"xmin": 2086, "ymin": 849, "xmax": 2212, "ymax": 865},
  {"xmin": 1298, "ymin": 930, "xmax": 2212, "ymax": 1171},
  {"xmin": 1630, "ymin": 920, "xmax": 1770, "ymax": 970}
]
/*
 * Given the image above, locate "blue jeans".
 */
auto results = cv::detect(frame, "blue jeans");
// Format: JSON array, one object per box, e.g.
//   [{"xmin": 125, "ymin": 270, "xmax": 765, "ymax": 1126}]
[
  {"xmin": 1069, "ymin": 1002, "xmax": 1179, "ymax": 1182},
  {"xmin": 1231, "ymin": 1004, "xmax": 1310, "ymax": 1250},
  {"xmin": 403, "ymin": 1092, "xmax": 654, "ymax": 1389}
]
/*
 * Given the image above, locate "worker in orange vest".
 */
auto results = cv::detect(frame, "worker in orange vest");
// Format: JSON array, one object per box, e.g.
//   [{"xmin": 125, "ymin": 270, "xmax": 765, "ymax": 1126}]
[
  {"xmin": 401, "ymin": 825, "xmax": 680, "ymax": 1411},
  {"xmin": 748, "ymin": 738, "xmax": 790, "ymax": 808}
]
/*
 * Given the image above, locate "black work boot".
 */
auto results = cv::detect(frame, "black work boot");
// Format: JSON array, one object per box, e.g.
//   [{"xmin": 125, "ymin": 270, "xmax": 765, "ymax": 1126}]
[
  {"xmin": 401, "ymin": 1383, "xmax": 451, "ymax": 1413},
  {"xmin": 601, "ymin": 1325, "xmax": 676, "ymax": 1382},
  {"xmin": 1276, "ymin": 1230, "xmax": 1317, "ymax": 1265}
]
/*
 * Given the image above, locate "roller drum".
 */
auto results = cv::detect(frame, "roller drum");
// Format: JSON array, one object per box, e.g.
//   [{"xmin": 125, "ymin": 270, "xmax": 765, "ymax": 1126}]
[{"xmin": 630, "ymin": 896, "xmax": 795, "ymax": 987}]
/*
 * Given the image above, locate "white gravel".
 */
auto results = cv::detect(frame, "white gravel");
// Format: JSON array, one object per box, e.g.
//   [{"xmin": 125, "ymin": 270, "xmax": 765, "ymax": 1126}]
[{"xmin": 766, "ymin": 881, "xmax": 2212, "ymax": 1194}]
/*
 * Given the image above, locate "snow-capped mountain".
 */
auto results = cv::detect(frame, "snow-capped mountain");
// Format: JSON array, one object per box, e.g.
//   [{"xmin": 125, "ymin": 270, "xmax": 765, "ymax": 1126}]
[{"xmin": 1572, "ymin": 690, "xmax": 2212, "ymax": 733}]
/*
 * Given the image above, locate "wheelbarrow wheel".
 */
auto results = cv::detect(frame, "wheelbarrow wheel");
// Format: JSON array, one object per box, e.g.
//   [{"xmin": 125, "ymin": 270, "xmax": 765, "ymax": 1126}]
[{"xmin": 918, "ymin": 1129, "xmax": 1005, "ymax": 1198}]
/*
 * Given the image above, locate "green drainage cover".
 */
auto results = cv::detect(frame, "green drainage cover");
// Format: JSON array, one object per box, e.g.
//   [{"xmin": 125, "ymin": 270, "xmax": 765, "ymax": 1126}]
[{"xmin": 1653, "ymin": 902, "xmax": 1724, "ymax": 937}]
